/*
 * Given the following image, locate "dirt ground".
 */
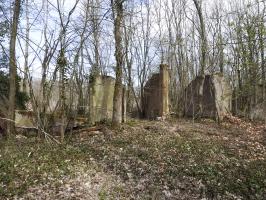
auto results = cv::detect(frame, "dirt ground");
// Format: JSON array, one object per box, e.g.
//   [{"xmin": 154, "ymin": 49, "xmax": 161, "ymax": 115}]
[{"xmin": 0, "ymin": 117, "xmax": 265, "ymax": 199}]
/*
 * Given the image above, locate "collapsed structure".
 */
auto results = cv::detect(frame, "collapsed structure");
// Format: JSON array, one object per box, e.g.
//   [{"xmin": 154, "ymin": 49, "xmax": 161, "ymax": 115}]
[
  {"xmin": 88, "ymin": 75, "xmax": 126, "ymax": 124},
  {"xmin": 1, "ymin": 67, "xmax": 234, "ymax": 134},
  {"xmin": 143, "ymin": 64, "xmax": 169, "ymax": 119},
  {"xmin": 184, "ymin": 73, "xmax": 232, "ymax": 120},
  {"xmin": 15, "ymin": 110, "xmax": 35, "ymax": 128}
]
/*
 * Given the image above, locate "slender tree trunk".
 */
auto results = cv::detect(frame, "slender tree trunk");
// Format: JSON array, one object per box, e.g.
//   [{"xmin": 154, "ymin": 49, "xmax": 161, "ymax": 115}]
[
  {"xmin": 258, "ymin": 14, "xmax": 265, "ymax": 103},
  {"xmin": 23, "ymin": 0, "xmax": 30, "ymax": 93},
  {"xmin": 112, "ymin": 0, "xmax": 124, "ymax": 126},
  {"xmin": 192, "ymin": 0, "xmax": 207, "ymax": 75},
  {"xmin": 258, "ymin": 4, "xmax": 266, "ymax": 124},
  {"xmin": 55, "ymin": 0, "xmax": 79, "ymax": 141},
  {"xmin": 7, "ymin": 0, "xmax": 21, "ymax": 137},
  {"xmin": 92, "ymin": 0, "xmax": 101, "ymax": 75},
  {"xmin": 218, "ymin": 19, "xmax": 224, "ymax": 73},
  {"xmin": 58, "ymin": 48, "xmax": 67, "ymax": 142},
  {"xmin": 123, "ymin": 13, "xmax": 133, "ymax": 113}
]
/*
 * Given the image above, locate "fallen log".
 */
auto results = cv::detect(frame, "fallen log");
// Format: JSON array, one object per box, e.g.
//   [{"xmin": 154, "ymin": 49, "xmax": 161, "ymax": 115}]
[{"xmin": 72, "ymin": 126, "xmax": 103, "ymax": 134}]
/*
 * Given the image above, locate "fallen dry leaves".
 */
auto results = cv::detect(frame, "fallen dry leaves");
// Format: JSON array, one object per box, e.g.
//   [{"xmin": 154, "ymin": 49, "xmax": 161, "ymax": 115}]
[{"xmin": 1, "ymin": 117, "xmax": 265, "ymax": 199}]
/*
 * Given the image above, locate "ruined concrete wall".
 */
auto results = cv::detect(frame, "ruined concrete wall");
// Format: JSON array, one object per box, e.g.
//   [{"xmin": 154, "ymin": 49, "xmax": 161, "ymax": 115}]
[
  {"xmin": 184, "ymin": 73, "xmax": 232, "ymax": 120},
  {"xmin": 15, "ymin": 110, "xmax": 35, "ymax": 128},
  {"xmin": 88, "ymin": 75, "xmax": 115, "ymax": 124},
  {"xmin": 143, "ymin": 64, "xmax": 169, "ymax": 119},
  {"xmin": 88, "ymin": 75, "xmax": 126, "ymax": 124},
  {"xmin": 211, "ymin": 74, "xmax": 232, "ymax": 119},
  {"xmin": 250, "ymin": 103, "xmax": 265, "ymax": 120},
  {"xmin": 21, "ymin": 79, "xmax": 83, "ymax": 113},
  {"xmin": 0, "ymin": 111, "xmax": 35, "ymax": 136},
  {"xmin": 160, "ymin": 64, "xmax": 169, "ymax": 116},
  {"xmin": 184, "ymin": 76, "xmax": 205, "ymax": 118},
  {"xmin": 202, "ymin": 75, "xmax": 217, "ymax": 118},
  {"xmin": 250, "ymin": 84, "xmax": 265, "ymax": 120},
  {"xmin": 143, "ymin": 74, "xmax": 160, "ymax": 118}
]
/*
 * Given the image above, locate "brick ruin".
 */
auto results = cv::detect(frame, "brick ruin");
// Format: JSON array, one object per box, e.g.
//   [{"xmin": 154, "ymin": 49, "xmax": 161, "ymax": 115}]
[
  {"xmin": 143, "ymin": 64, "xmax": 170, "ymax": 119},
  {"xmin": 184, "ymin": 73, "xmax": 232, "ymax": 121}
]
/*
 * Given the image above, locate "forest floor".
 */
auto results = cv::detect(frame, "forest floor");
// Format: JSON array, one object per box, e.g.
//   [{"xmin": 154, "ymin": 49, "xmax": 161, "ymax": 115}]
[{"xmin": 0, "ymin": 117, "xmax": 266, "ymax": 199}]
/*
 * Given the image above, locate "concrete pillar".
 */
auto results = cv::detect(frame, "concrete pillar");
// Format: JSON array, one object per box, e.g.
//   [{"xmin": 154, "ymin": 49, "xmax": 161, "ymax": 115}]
[{"xmin": 159, "ymin": 64, "xmax": 169, "ymax": 117}]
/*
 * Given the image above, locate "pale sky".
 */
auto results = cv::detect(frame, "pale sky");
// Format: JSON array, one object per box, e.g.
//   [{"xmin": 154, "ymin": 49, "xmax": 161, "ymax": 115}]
[{"xmin": 15, "ymin": 0, "xmax": 262, "ymax": 80}]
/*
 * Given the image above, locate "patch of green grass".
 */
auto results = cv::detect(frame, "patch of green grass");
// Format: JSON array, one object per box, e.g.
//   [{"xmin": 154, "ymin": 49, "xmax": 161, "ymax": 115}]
[
  {"xmin": 125, "ymin": 119, "xmax": 139, "ymax": 127},
  {"xmin": 161, "ymin": 138, "xmax": 266, "ymax": 199},
  {"xmin": 0, "ymin": 139, "xmax": 89, "ymax": 198},
  {"xmin": 98, "ymin": 189, "xmax": 108, "ymax": 200}
]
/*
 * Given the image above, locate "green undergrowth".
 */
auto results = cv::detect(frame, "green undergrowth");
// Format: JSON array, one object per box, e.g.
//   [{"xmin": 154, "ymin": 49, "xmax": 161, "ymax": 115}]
[
  {"xmin": 0, "ymin": 139, "xmax": 90, "ymax": 198},
  {"xmin": 0, "ymin": 119, "xmax": 265, "ymax": 199}
]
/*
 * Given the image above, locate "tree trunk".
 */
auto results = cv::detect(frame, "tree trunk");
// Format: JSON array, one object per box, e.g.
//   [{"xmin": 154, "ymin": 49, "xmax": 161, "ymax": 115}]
[
  {"xmin": 58, "ymin": 49, "xmax": 67, "ymax": 142},
  {"xmin": 218, "ymin": 21, "xmax": 224, "ymax": 73},
  {"xmin": 192, "ymin": 0, "xmax": 207, "ymax": 75},
  {"xmin": 112, "ymin": 0, "xmax": 124, "ymax": 126},
  {"xmin": 23, "ymin": 0, "xmax": 30, "ymax": 93},
  {"xmin": 7, "ymin": 0, "xmax": 21, "ymax": 137},
  {"xmin": 92, "ymin": 0, "xmax": 101, "ymax": 75}
]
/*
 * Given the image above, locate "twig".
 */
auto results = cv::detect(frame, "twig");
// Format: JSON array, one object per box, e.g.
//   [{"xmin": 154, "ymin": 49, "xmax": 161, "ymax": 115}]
[
  {"xmin": 0, "ymin": 117, "xmax": 16, "ymax": 123},
  {"xmin": 0, "ymin": 117, "xmax": 61, "ymax": 144}
]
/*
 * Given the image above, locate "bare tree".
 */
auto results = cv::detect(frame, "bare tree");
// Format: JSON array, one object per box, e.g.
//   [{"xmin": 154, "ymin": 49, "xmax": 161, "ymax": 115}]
[
  {"xmin": 7, "ymin": 0, "xmax": 21, "ymax": 137},
  {"xmin": 192, "ymin": 0, "xmax": 207, "ymax": 75},
  {"xmin": 56, "ymin": 0, "xmax": 80, "ymax": 141},
  {"xmin": 112, "ymin": 0, "xmax": 124, "ymax": 126},
  {"xmin": 22, "ymin": 0, "xmax": 30, "ymax": 93}
]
